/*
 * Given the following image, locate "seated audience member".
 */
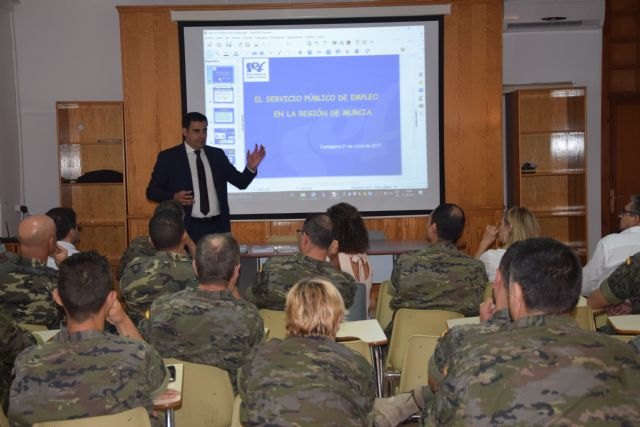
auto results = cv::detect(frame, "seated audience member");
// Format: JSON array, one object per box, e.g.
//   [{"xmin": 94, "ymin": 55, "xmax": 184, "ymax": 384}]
[
  {"xmin": 0, "ymin": 215, "xmax": 64, "ymax": 328},
  {"xmin": 0, "ymin": 307, "xmax": 35, "ymax": 414},
  {"xmin": 390, "ymin": 203, "xmax": 487, "ymax": 317},
  {"xmin": 246, "ymin": 213, "xmax": 357, "ymax": 310},
  {"xmin": 474, "ymin": 206, "xmax": 539, "ymax": 281},
  {"xmin": 588, "ymin": 251, "xmax": 640, "ymax": 314},
  {"xmin": 581, "ymin": 194, "xmax": 640, "ymax": 296},
  {"xmin": 327, "ymin": 202, "xmax": 374, "ymax": 313},
  {"xmin": 121, "ymin": 210, "xmax": 198, "ymax": 324},
  {"xmin": 428, "ymin": 238, "xmax": 640, "ymax": 425},
  {"xmin": 632, "ymin": 336, "xmax": 640, "ymax": 354},
  {"xmin": 46, "ymin": 207, "xmax": 80, "ymax": 270},
  {"xmin": 143, "ymin": 234, "xmax": 264, "ymax": 392},
  {"xmin": 117, "ymin": 200, "xmax": 194, "ymax": 280},
  {"xmin": 9, "ymin": 252, "xmax": 169, "ymax": 426},
  {"xmin": 239, "ymin": 278, "xmax": 374, "ymax": 426}
]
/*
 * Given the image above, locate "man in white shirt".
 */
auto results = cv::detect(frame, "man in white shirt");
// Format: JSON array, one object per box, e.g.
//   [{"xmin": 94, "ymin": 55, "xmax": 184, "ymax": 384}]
[
  {"xmin": 46, "ymin": 207, "xmax": 79, "ymax": 269},
  {"xmin": 582, "ymin": 194, "xmax": 640, "ymax": 296}
]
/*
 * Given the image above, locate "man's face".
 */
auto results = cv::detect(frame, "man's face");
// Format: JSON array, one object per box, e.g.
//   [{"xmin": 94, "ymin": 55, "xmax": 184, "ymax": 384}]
[
  {"xmin": 619, "ymin": 201, "xmax": 640, "ymax": 231},
  {"xmin": 183, "ymin": 120, "xmax": 207, "ymax": 150}
]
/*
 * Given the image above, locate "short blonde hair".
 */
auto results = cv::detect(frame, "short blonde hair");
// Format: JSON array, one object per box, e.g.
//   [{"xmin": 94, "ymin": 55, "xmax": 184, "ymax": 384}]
[
  {"xmin": 503, "ymin": 206, "xmax": 541, "ymax": 247},
  {"xmin": 285, "ymin": 278, "xmax": 346, "ymax": 339}
]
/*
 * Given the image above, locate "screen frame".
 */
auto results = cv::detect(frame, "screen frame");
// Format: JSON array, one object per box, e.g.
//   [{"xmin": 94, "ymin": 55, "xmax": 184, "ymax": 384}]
[{"xmin": 178, "ymin": 15, "xmax": 445, "ymax": 220}]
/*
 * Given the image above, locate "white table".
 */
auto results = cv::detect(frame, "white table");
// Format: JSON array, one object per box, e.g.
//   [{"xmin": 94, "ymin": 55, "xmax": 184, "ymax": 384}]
[
  {"xmin": 337, "ymin": 319, "xmax": 388, "ymax": 397},
  {"xmin": 607, "ymin": 314, "xmax": 640, "ymax": 335},
  {"xmin": 153, "ymin": 363, "xmax": 184, "ymax": 427}
]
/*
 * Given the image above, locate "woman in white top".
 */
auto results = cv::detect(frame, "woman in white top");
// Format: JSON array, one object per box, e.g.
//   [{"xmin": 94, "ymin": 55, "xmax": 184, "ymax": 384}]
[
  {"xmin": 475, "ymin": 206, "xmax": 540, "ymax": 282},
  {"xmin": 327, "ymin": 203, "xmax": 373, "ymax": 315}
]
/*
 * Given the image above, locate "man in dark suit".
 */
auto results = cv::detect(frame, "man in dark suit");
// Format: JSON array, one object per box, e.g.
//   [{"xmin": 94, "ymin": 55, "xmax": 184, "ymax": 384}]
[{"xmin": 147, "ymin": 112, "xmax": 266, "ymax": 242}]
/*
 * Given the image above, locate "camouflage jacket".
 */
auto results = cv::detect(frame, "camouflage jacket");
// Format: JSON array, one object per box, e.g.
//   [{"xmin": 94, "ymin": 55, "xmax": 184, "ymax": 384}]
[
  {"xmin": 0, "ymin": 256, "xmax": 61, "ymax": 328},
  {"xmin": 238, "ymin": 335, "xmax": 375, "ymax": 426},
  {"xmin": 390, "ymin": 242, "xmax": 487, "ymax": 316},
  {"xmin": 9, "ymin": 328, "xmax": 169, "ymax": 427},
  {"xmin": 142, "ymin": 287, "xmax": 264, "ymax": 393},
  {"xmin": 0, "ymin": 308, "xmax": 35, "ymax": 413},
  {"xmin": 631, "ymin": 335, "xmax": 640, "ymax": 354},
  {"xmin": 246, "ymin": 252, "xmax": 357, "ymax": 310},
  {"xmin": 427, "ymin": 315, "xmax": 640, "ymax": 426},
  {"xmin": 600, "ymin": 252, "xmax": 640, "ymax": 307},
  {"xmin": 120, "ymin": 251, "xmax": 197, "ymax": 325},
  {"xmin": 117, "ymin": 235, "xmax": 155, "ymax": 280},
  {"xmin": 428, "ymin": 308, "xmax": 510, "ymax": 387}
]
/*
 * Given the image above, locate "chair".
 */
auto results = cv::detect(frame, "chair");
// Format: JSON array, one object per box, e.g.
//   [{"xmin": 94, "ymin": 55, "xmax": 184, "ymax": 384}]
[
  {"xmin": 231, "ymin": 395, "xmax": 243, "ymax": 427},
  {"xmin": 163, "ymin": 358, "xmax": 234, "ymax": 427},
  {"xmin": 18, "ymin": 323, "xmax": 48, "ymax": 332},
  {"xmin": 483, "ymin": 281, "xmax": 493, "ymax": 301},
  {"xmin": 612, "ymin": 335, "xmax": 635, "ymax": 343},
  {"xmin": 385, "ymin": 309, "xmax": 462, "ymax": 395},
  {"xmin": 375, "ymin": 281, "xmax": 394, "ymax": 330},
  {"xmin": 31, "ymin": 407, "xmax": 151, "ymax": 427},
  {"xmin": 1, "ymin": 405, "xmax": 8, "ymax": 427},
  {"xmin": 337, "ymin": 338, "xmax": 373, "ymax": 365},
  {"xmin": 259, "ymin": 309, "xmax": 287, "ymax": 340},
  {"xmin": 570, "ymin": 306, "xmax": 596, "ymax": 332},
  {"xmin": 344, "ymin": 283, "xmax": 367, "ymax": 322},
  {"xmin": 397, "ymin": 335, "xmax": 440, "ymax": 394}
]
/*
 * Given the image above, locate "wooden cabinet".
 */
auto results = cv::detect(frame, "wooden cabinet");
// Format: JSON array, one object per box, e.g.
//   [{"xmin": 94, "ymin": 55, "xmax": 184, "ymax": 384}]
[
  {"xmin": 56, "ymin": 101, "xmax": 126, "ymax": 269},
  {"xmin": 506, "ymin": 87, "xmax": 587, "ymax": 260}
]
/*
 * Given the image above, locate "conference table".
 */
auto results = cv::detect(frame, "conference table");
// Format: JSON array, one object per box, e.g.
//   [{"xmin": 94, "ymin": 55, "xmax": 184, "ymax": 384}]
[
  {"xmin": 153, "ymin": 363, "xmax": 184, "ymax": 427},
  {"xmin": 337, "ymin": 319, "xmax": 388, "ymax": 397}
]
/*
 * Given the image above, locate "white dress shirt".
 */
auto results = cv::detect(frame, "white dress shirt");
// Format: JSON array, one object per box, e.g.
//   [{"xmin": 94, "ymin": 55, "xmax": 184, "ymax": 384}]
[
  {"xmin": 479, "ymin": 248, "xmax": 506, "ymax": 283},
  {"xmin": 581, "ymin": 225, "xmax": 640, "ymax": 296},
  {"xmin": 184, "ymin": 142, "xmax": 220, "ymax": 218},
  {"xmin": 47, "ymin": 240, "xmax": 79, "ymax": 270}
]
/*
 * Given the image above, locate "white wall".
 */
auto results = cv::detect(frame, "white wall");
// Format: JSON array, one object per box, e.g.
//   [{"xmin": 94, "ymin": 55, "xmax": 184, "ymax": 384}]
[{"xmin": 503, "ymin": 29, "xmax": 602, "ymax": 254}]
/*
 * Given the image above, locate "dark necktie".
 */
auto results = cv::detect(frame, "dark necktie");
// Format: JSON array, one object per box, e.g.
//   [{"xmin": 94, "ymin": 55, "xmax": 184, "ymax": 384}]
[{"xmin": 195, "ymin": 149, "xmax": 210, "ymax": 215}]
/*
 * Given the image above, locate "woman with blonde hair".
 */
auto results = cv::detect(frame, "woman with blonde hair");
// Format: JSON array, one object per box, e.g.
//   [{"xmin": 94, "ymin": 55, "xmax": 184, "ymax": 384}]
[
  {"xmin": 239, "ymin": 278, "xmax": 375, "ymax": 426},
  {"xmin": 474, "ymin": 206, "xmax": 540, "ymax": 281}
]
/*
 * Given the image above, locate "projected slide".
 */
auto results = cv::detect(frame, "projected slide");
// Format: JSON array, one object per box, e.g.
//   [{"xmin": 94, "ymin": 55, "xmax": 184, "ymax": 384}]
[{"xmin": 182, "ymin": 19, "xmax": 442, "ymax": 216}]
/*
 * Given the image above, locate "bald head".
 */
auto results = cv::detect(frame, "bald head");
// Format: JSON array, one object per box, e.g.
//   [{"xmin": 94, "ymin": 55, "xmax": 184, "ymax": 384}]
[{"xmin": 18, "ymin": 215, "xmax": 57, "ymax": 261}]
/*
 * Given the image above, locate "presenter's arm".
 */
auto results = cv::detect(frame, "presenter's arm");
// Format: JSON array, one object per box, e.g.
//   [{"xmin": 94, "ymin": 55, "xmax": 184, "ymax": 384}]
[
  {"xmin": 146, "ymin": 151, "xmax": 174, "ymax": 202},
  {"xmin": 223, "ymin": 145, "xmax": 266, "ymax": 189}
]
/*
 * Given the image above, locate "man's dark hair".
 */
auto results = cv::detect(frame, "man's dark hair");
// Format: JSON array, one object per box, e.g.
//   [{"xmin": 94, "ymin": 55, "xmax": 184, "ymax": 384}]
[
  {"xmin": 154, "ymin": 199, "xmax": 185, "ymax": 219},
  {"xmin": 430, "ymin": 203, "xmax": 465, "ymax": 243},
  {"xmin": 58, "ymin": 251, "xmax": 112, "ymax": 322},
  {"xmin": 630, "ymin": 194, "xmax": 640, "ymax": 215},
  {"xmin": 497, "ymin": 240, "xmax": 523, "ymax": 290},
  {"xmin": 508, "ymin": 237, "xmax": 581, "ymax": 315},
  {"xmin": 327, "ymin": 203, "xmax": 370, "ymax": 253},
  {"xmin": 149, "ymin": 210, "xmax": 184, "ymax": 251},
  {"xmin": 46, "ymin": 207, "xmax": 76, "ymax": 241},
  {"xmin": 182, "ymin": 112, "xmax": 208, "ymax": 129},
  {"xmin": 195, "ymin": 234, "xmax": 240, "ymax": 284},
  {"xmin": 303, "ymin": 213, "xmax": 334, "ymax": 249}
]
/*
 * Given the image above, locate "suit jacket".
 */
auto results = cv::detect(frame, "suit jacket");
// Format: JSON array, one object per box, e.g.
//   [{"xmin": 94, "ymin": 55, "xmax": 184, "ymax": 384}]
[{"xmin": 146, "ymin": 143, "xmax": 256, "ymax": 228}]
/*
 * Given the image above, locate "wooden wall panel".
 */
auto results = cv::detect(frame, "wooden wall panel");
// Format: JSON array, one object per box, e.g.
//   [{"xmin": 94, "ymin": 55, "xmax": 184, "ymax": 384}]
[{"xmin": 118, "ymin": 0, "xmax": 504, "ymax": 254}]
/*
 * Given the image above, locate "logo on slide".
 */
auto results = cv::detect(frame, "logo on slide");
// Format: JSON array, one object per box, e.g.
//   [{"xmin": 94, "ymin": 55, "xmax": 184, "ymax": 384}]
[{"xmin": 243, "ymin": 58, "xmax": 269, "ymax": 82}]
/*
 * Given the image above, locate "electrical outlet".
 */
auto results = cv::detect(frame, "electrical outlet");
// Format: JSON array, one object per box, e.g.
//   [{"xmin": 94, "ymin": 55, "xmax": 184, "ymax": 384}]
[{"xmin": 14, "ymin": 205, "xmax": 21, "ymax": 213}]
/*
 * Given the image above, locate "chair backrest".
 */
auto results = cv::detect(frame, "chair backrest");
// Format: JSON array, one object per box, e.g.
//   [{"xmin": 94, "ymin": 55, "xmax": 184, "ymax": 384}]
[
  {"xmin": 344, "ymin": 283, "xmax": 367, "ymax": 322},
  {"xmin": 337, "ymin": 338, "xmax": 373, "ymax": 365},
  {"xmin": 0, "ymin": 405, "xmax": 9, "ymax": 427},
  {"xmin": 483, "ymin": 281, "xmax": 493, "ymax": 301},
  {"xmin": 230, "ymin": 394, "xmax": 243, "ymax": 427},
  {"xmin": 18, "ymin": 323, "xmax": 48, "ymax": 332},
  {"xmin": 387, "ymin": 309, "xmax": 463, "ymax": 371},
  {"xmin": 375, "ymin": 281, "xmax": 394, "ymax": 330},
  {"xmin": 570, "ymin": 306, "xmax": 596, "ymax": 332},
  {"xmin": 259, "ymin": 309, "xmax": 287, "ymax": 340},
  {"xmin": 163, "ymin": 358, "xmax": 234, "ymax": 427},
  {"xmin": 398, "ymin": 334, "xmax": 440, "ymax": 394},
  {"xmin": 31, "ymin": 407, "xmax": 151, "ymax": 427}
]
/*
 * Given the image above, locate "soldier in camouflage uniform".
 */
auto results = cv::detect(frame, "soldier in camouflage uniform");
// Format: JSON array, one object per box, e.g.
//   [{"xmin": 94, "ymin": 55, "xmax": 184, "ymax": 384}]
[
  {"xmin": 390, "ymin": 204, "xmax": 487, "ymax": 318},
  {"xmin": 9, "ymin": 251, "xmax": 169, "ymax": 427},
  {"xmin": 427, "ymin": 238, "xmax": 640, "ymax": 425},
  {"xmin": 0, "ymin": 307, "xmax": 35, "ymax": 414},
  {"xmin": 246, "ymin": 213, "xmax": 357, "ymax": 310},
  {"xmin": 117, "ymin": 199, "xmax": 191, "ymax": 280},
  {"xmin": 142, "ymin": 234, "xmax": 264, "ymax": 393},
  {"xmin": 0, "ymin": 216, "xmax": 64, "ymax": 329},
  {"xmin": 587, "ymin": 251, "xmax": 640, "ymax": 313},
  {"xmin": 121, "ymin": 210, "xmax": 198, "ymax": 324},
  {"xmin": 239, "ymin": 278, "xmax": 375, "ymax": 426}
]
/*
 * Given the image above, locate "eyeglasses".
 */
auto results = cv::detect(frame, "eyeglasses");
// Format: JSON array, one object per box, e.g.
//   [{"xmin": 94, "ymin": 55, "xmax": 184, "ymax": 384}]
[{"xmin": 619, "ymin": 209, "xmax": 639, "ymax": 218}]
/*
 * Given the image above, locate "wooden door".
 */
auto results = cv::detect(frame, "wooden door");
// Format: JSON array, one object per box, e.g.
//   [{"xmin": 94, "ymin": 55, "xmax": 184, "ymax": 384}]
[{"xmin": 605, "ymin": 97, "xmax": 640, "ymax": 233}]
